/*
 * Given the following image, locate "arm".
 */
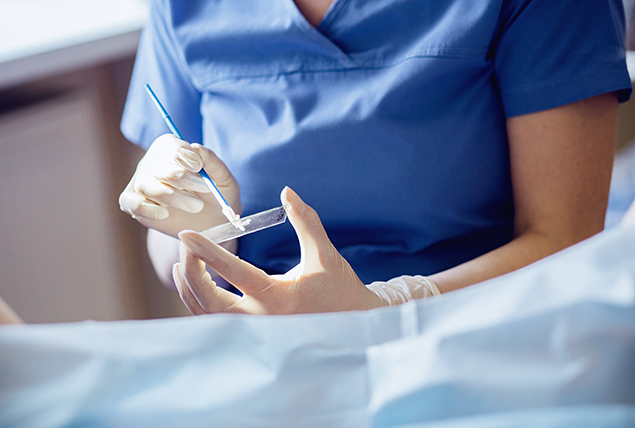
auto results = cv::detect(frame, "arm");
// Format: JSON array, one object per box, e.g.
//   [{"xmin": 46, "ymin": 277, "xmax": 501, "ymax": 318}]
[{"xmin": 430, "ymin": 93, "xmax": 618, "ymax": 292}]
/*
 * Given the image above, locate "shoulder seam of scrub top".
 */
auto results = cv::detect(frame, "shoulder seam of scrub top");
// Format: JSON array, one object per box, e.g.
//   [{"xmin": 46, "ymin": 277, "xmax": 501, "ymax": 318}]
[{"xmin": 190, "ymin": 45, "xmax": 490, "ymax": 88}]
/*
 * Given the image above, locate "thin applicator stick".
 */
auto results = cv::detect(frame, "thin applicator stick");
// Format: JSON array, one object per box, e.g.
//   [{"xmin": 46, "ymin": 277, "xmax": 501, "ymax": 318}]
[{"xmin": 145, "ymin": 84, "xmax": 244, "ymax": 230}]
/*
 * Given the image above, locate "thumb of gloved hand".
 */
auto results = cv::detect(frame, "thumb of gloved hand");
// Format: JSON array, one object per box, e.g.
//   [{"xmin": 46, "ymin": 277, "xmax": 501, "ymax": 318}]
[
  {"xmin": 281, "ymin": 187, "xmax": 335, "ymax": 275},
  {"xmin": 279, "ymin": 187, "xmax": 380, "ymax": 312}
]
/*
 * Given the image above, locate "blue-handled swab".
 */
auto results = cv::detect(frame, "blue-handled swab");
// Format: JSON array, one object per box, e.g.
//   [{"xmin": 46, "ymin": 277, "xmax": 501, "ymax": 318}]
[{"xmin": 145, "ymin": 84, "xmax": 244, "ymax": 231}]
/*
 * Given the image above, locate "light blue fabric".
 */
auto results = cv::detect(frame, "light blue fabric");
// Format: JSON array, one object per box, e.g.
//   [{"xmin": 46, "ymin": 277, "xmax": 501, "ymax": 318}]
[
  {"xmin": 606, "ymin": 143, "xmax": 635, "ymax": 228},
  {"xmin": 1, "ymin": 224, "xmax": 634, "ymax": 427},
  {"xmin": 121, "ymin": 0, "xmax": 632, "ymax": 283}
]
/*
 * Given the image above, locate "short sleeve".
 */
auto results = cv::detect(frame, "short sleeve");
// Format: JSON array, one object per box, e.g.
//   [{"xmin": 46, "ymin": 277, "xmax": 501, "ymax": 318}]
[
  {"xmin": 120, "ymin": 0, "xmax": 203, "ymax": 149},
  {"xmin": 494, "ymin": 0, "xmax": 633, "ymax": 118}
]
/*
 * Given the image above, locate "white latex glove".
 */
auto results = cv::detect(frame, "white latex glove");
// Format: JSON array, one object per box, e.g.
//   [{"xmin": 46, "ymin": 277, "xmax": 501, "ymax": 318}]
[
  {"xmin": 366, "ymin": 275, "xmax": 440, "ymax": 306},
  {"xmin": 173, "ymin": 187, "xmax": 383, "ymax": 315},
  {"xmin": 119, "ymin": 134, "xmax": 241, "ymax": 237}
]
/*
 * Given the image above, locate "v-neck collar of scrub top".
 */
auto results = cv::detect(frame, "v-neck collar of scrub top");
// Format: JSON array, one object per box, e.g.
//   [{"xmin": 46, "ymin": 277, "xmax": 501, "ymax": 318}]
[
  {"xmin": 284, "ymin": 0, "xmax": 353, "ymax": 64},
  {"xmin": 290, "ymin": 0, "xmax": 343, "ymax": 31},
  {"xmin": 171, "ymin": 0, "xmax": 499, "ymax": 89},
  {"xmin": 170, "ymin": 0, "xmax": 382, "ymax": 88}
]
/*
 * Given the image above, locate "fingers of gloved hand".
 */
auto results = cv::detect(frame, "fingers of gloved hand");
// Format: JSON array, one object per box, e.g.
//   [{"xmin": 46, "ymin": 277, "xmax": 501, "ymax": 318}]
[
  {"xmin": 281, "ymin": 187, "xmax": 335, "ymax": 273},
  {"xmin": 133, "ymin": 177, "xmax": 205, "ymax": 214},
  {"xmin": 179, "ymin": 241, "xmax": 241, "ymax": 313},
  {"xmin": 191, "ymin": 144, "xmax": 235, "ymax": 186},
  {"xmin": 120, "ymin": 134, "xmax": 209, "ymax": 216},
  {"xmin": 159, "ymin": 170, "xmax": 210, "ymax": 195},
  {"xmin": 119, "ymin": 181, "xmax": 170, "ymax": 220},
  {"xmin": 178, "ymin": 230, "xmax": 274, "ymax": 296},
  {"xmin": 190, "ymin": 143, "xmax": 241, "ymax": 211},
  {"xmin": 174, "ymin": 145, "xmax": 203, "ymax": 173},
  {"xmin": 173, "ymin": 263, "xmax": 206, "ymax": 315},
  {"xmin": 151, "ymin": 134, "xmax": 202, "ymax": 172},
  {"xmin": 143, "ymin": 135, "xmax": 210, "ymax": 193}
]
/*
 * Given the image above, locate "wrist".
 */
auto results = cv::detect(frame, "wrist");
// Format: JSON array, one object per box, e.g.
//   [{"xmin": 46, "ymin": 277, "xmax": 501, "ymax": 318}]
[{"xmin": 366, "ymin": 275, "xmax": 440, "ymax": 306}]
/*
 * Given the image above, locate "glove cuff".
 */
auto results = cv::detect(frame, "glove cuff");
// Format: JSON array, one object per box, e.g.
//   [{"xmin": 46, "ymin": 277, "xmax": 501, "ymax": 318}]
[{"xmin": 366, "ymin": 275, "xmax": 440, "ymax": 307}]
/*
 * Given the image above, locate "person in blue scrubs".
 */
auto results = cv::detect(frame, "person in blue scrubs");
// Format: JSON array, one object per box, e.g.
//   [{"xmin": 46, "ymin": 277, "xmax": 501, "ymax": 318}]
[{"xmin": 119, "ymin": 0, "xmax": 632, "ymax": 312}]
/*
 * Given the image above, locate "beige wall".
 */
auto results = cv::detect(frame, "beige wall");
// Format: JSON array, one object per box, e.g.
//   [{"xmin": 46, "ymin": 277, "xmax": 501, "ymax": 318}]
[{"xmin": 0, "ymin": 61, "xmax": 188, "ymax": 323}]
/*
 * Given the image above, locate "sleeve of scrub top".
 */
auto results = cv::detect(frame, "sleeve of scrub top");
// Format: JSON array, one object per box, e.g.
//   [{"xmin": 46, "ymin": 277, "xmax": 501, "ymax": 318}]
[
  {"xmin": 120, "ymin": 0, "xmax": 203, "ymax": 149},
  {"xmin": 494, "ymin": 0, "xmax": 632, "ymax": 118}
]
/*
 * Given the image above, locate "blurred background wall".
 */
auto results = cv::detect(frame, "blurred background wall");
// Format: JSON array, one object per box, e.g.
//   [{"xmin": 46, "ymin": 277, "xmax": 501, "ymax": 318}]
[{"xmin": 0, "ymin": 0, "xmax": 188, "ymax": 322}]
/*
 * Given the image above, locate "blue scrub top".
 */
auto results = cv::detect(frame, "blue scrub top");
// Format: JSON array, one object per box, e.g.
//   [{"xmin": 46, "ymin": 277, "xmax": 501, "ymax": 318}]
[{"xmin": 121, "ymin": 0, "xmax": 632, "ymax": 283}]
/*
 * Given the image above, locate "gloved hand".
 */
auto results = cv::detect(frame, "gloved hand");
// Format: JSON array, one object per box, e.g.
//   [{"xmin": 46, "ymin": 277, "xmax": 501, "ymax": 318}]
[
  {"xmin": 172, "ymin": 187, "xmax": 383, "ymax": 315},
  {"xmin": 119, "ymin": 134, "xmax": 241, "ymax": 237}
]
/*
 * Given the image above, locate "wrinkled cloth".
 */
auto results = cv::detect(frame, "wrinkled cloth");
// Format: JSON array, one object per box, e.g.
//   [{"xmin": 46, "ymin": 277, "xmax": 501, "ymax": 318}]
[
  {"xmin": 1, "ymin": 224, "xmax": 634, "ymax": 428},
  {"xmin": 606, "ymin": 142, "xmax": 635, "ymax": 228}
]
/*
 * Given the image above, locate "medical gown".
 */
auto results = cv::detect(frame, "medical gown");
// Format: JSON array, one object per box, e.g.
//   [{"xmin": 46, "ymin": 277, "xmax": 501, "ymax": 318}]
[{"xmin": 1, "ymin": 223, "xmax": 635, "ymax": 427}]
